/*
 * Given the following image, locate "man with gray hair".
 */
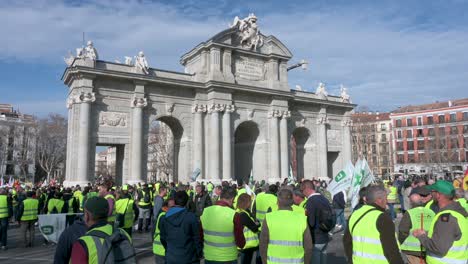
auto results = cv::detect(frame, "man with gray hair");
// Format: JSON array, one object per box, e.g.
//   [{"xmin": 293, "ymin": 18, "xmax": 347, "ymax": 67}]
[
  {"xmin": 343, "ymin": 185, "xmax": 404, "ymax": 264},
  {"xmin": 260, "ymin": 188, "xmax": 313, "ymax": 264}
]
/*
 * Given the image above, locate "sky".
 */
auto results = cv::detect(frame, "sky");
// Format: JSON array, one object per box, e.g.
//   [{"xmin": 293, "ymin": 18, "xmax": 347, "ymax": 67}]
[{"xmin": 1, "ymin": 0, "xmax": 468, "ymax": 117}]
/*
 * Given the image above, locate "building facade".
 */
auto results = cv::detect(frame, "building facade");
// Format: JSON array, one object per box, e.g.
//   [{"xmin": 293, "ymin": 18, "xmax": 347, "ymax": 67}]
[
  {"xmin": 351, "ymin": 112, "xmax": 394, "ymax": 176},
  {"xmin": 0, "ymin": 104, "xmax": 37, "ymax": 180},
  {"xmin": 62, "ymin": 15, "xmax": 355, "ymax": 186},
  {"xmin": 390, "ymin": 98, "xmax": 468, "ymax": 174}
]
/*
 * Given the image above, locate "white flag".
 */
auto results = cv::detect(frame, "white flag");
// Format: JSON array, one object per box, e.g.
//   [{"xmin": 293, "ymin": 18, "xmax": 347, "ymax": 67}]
[
  {"xmin": 349, "ymin": 159, "xmax": 363, "ymax": 209},
  {"xmin": 327, "ymin": 161, "xmax": 354, "ymax": 197},
  {"xmin": 38, "ymin": 214, "xmax": 67, "ymax": 243},
  {"xmin": 360, "ymin": 158, "xmax": 375, "ymax": 188}
]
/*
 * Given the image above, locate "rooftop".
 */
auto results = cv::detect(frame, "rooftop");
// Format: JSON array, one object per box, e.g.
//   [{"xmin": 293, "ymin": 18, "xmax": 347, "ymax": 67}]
[
  {"xmin": 352, "ymin": 112, "xmax": 390, "ymax": 123},
  {"xmin": 392, "ymin": 98, "xmax": 468, "ymax": 114}
]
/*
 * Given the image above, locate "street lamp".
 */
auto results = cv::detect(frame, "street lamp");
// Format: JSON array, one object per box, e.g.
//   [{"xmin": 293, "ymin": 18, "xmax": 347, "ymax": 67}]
[{"xmin": 287, "ymin": 59, "xmax": 308, "ymax": 71}]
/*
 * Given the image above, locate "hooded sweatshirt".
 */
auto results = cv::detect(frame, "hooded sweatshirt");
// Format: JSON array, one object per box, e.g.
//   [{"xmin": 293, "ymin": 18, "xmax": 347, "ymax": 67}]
[{"xmin": 159, "ymin": 206, "xmax": 202, "ymax": 264}]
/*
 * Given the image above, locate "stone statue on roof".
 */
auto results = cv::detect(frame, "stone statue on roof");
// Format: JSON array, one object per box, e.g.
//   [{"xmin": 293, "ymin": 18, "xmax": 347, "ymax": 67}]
[
  {"xmin": 134, "ymin": 51, "xmax": 150, "ymax": 75},
  {"xmin": 315, "ymin": 82, "xmax": 328, "ymax": 100},
  {"xmin": 230, "ymin": 13, "xmax": 263, "ymax": 50},
  {"xmin": 340, "ymin": 84, "xmax": 351, "ymax": 103},
  {"xmin": 84, "ymin": 41, "xmax": 98, "ymax": 60}
]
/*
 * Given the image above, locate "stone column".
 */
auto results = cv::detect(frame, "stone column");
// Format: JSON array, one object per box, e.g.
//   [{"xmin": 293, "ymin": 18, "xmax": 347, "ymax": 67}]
[
  {"xmin": 342, "ymin": 116, "xmax": 353, "ymax": 165},
  {"xmin": 208, "ymin": 104, "xmax": 224, "ymax": 181},
  {"xmin": 76, "ymin": 92, "xmax": 95, "ymax": 185},
  {"xmin": 280, "ymin": 111, "xmax": 291, "ymax": 179},
  {"xmin": 129, "ymin": 95, "xmax": 147, "ymax": 184},
  {"xmin": 317, "ymin": 108, "xmax": 329, "ymax": 178},
  {"xmin": 192, "ymin": 104, "xmax": 206, "ymax": 178},
  {"xmin": 269, "ymin": 110, "xmax": 281, "ymax": 181},
  {"xmin": 222, "ymin": 49, "xmax": 235, "ymax": 82},
  {"xmin": 222, "ymin": 105, "xmax": 235, "ymax": 181}
]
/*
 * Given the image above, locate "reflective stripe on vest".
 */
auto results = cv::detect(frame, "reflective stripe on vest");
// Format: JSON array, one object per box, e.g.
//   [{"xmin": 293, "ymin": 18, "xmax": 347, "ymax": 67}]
[
  {"xmin": 400, "ymin": 207, "xmax": 435, "ymax": 252},
  {"xmin": 349, "ymin": 205, "xmax": 388, "ymax": 263},
  {"xmin": 21, "ymin": 198, "xmax": 38, "ymax": 221},
  {"xmin": 138, "ymin": 190, "xmax": 150, "ymax": 206},
  {"xmin": 426, "ymin": 209, "xmax": 468, "ymax": 264},
  {"xmin": 153, "ymin": 212, "xmax": 166, "ymax": 256},
  {"xmin": 104, "ymin": 194, "xmax": 116, "ymax": 223},
  {"xmin": 266, "ymin": 210, "xmax": 307, "ymax": 264},
  {"xmin": 200, "ymin": 205, "xmax": 237, "ymax": 261},
  {"xmin": 236, "ymin": 209, "xmax": 259, "ymax": 249},
  {"xmin": 0, "ymin": 195, "xmax": 8, "ymax": 218}
]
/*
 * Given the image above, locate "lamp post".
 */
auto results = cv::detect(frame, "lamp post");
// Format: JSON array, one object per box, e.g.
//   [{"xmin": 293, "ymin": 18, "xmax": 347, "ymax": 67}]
[{"xmin": 287, "ymin": 59, "xmax": 308, "ymax": 71}]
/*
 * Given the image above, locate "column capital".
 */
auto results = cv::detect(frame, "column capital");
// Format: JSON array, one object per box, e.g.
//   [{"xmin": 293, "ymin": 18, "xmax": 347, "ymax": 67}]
[
  {"xmin": 208, "ymin": 103, "xmax": 225, "ymax": 114},
  {"xmin": 131, "ymin": 95, "xmax": 147, "ymax": 108},
  {"xmin": 341, "ymin": 118, "xmax": 353, "ymax": 127},
  {"xmin": 268, "ymin": 109, "xmax": 282, "ymax": 119},
  {"xmin": 69, "ymin": 92, "xmax": 95, "ymax": 108},
  {"xmin": 281, "ymin": 110, "xmax": 291, "ymax": 119},
  {"xmin": 225, "ymin": 104, "xmax": 236, "ymax": 113},
  {"xmin": 316, "ymin": 113, "xmax": 329, "ymax": 125},
  {"xmin": 191, "ymin": 104, "xmax": 207, "ymax": 114}
]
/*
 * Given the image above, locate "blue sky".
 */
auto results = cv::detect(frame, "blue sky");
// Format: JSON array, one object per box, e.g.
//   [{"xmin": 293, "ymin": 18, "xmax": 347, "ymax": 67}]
[{"xmin": 1, "ymin": 0, "xmax": 468, "ymax": 117}]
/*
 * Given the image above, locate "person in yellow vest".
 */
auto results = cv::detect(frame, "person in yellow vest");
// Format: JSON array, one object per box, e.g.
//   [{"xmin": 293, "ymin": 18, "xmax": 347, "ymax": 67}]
[
  {"xmin": 413, "ymin": 180, "xmax": 468, "ymax": 264},
  {"xmin": 387, "ymin": 181, "xmax": 398, "ymax": 221},
  {"xmin": 292, "ymin": 188, "xmax": 306, "ymax": 215},
  {"xmin": 47, "ymin": 191, "xmax": 65, "ymax": 214},
  {"xmin": 344, "ymin": 185, "xmax": 404, "ymax": 264},
  {"xmin": 233, "ymin": 184, "xmax": 247, "ymax": 209},
  {"xmin": 253, "ymin": 184, "xmax": 278, "ymax": 228},
  {"xmin": 153, "ymin": 200, "xmax": 173, "ymax": 264},
  {"xmin": 137, "ymin": 183, "xmax": 152, "ymax": 233},
  {"xmin": 17, "ymin": 191, "xmax": 39, "ymax": 247},
  {"xmin": 454, "ymin": 188, "xmax": 468, "ymax": 212},
  {"xmin": 398, "ymin": 186, "xmax": 435, "ymax": 264},
  {"xmin": 160, "ymin": 191, "xmax": 202, "ymax": 264},
  {"xmin": 63, "ymin": 188, "xmax": 78, "ymax": 226},
  {"xmin": 70, "ymin": 196, "xmax": 135, "ymax": 263},
  {"xmin": 0, "ymin": 188, "xmax": 13, "ymax": 250},
  {"xmin": 236, "ymin": 193, "xmax": 260, "ymax": 264},
  {"xmin": 200, "ymin": 186, "xmax": 245, "ymax": 264},
  {"xmin": 115, "ymin": 188, "xmax": 138, "ymax": 237},
  {"xmin": 260, "ymin": 188, "xmax": 313, "ymax": 264},
  {"xmin": 73, "ymin": 186, "xmax": 84, "ymax": 213}
]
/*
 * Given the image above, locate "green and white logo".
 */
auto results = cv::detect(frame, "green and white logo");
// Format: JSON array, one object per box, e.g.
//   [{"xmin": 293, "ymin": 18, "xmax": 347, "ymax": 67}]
[
  {"xmin": 41, "ymin": 225, "xmax": 54, "ymax": 235},
  {"xmin": 335, "ymin": 171, "xmax": 346, "ymax": 182}
]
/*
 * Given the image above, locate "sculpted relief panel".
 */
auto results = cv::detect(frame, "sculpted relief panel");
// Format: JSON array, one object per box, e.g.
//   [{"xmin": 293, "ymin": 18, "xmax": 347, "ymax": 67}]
[
  {"xmin": 233, "ymin": 56, "xmax": 266, "ymax": 81},
  {"xmin": 99, "ymin": 112, "xmax": 128, "ymax": 127}
]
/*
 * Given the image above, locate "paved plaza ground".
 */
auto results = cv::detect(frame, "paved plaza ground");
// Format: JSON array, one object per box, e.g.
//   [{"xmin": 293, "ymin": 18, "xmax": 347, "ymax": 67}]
[{"xmin": 0, "ymin": 223, "xmax": 348, "ymax": 264}]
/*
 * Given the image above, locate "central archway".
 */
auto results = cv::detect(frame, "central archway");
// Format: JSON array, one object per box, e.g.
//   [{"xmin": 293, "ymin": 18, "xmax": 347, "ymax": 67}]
[
  {"xmin": 234, "ymin": 121, "xmax": 259, "ymax": 184},
  {"xmin": 147, "ymin": 116, "xmax": 183, "ymax": 183}
]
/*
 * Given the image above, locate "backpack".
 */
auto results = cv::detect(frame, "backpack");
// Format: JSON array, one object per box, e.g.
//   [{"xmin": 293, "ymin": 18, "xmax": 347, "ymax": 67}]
[
  {"xmin": 316, "ymin": 198, "xmax": 336, "ymax": 233},
  {"xmin": 88, "ymin": 227, "xmax": 136, "ymax": 264}
]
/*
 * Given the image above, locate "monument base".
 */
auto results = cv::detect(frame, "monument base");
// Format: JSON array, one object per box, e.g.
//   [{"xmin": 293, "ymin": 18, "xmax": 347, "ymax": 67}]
[{"xmin": 63, "ymin": 180, "xmax": 91, "ymax": 188}]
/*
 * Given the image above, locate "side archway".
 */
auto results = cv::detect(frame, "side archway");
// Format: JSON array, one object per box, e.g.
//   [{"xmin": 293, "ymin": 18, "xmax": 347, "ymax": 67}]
[{"xmin": 234, "ymin": 121, "xmax": 259, "ymax": 184}]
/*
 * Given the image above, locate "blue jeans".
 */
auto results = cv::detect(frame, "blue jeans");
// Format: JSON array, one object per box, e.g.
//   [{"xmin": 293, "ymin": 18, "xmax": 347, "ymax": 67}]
[
  {"xmin": 312, "ymin": 242, "xmax": 328, "ymax": 264},
  {"xmin": 388, "ymin": 203, "xmax": 396, "ymax": 220},
  {"xmin": 0, "ymin": 218, "xmax": 8, "ymax": 247},
  {"xmin": 334, "ymin": 209, "xmax": 346, "ymax": 230}
]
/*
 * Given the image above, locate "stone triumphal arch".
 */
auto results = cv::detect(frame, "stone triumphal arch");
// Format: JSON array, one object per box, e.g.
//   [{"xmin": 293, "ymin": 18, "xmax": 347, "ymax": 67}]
[{"xmin": 62, "ymin": 15, "xmax": 354, "ymax": 186}]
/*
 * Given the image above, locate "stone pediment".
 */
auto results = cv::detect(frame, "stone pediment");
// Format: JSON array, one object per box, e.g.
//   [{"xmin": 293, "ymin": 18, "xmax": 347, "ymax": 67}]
[{"xmin": 181, "ymin": 20, "xmax": 293, "ymax": 91}]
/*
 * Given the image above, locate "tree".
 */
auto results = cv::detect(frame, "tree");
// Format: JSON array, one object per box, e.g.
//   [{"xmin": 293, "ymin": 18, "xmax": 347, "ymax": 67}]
[
  {"xmin": 0, "ymin": 126, "xmax": 8, "ymax": 178},
  {"xmin": 36, "ymin": 114, "xmax": 67, "ymax": 183},
  {"xmin": 147, "ymin": 121, "xmax": 173, "ymax": 182}
]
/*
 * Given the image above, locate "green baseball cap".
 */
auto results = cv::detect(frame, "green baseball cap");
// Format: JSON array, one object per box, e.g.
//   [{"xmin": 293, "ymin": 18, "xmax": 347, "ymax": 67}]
[{"xmin": 425, "ymin": 180, "xmax": 455, "ymax": 196}]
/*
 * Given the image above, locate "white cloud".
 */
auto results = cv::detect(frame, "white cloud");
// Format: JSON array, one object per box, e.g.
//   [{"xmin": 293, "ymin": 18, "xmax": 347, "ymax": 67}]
[{"xmin": 1, "ymin": 0, "xmax": 468, "ymax": 112}]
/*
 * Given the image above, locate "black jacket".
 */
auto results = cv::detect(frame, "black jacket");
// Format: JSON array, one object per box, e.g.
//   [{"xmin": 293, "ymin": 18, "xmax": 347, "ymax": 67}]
[
  {"xmin": 53, "ymin": 216, "xmax": 88, "ymax": 264},
  {"xmin": 160, "ymin": 207, "xmax": 202, "ymax": 264},
  {"xmin": 332, "ymin": 191, "xmax": 345, "ymax": 209},
  {"xmin": 305, "ymin": 194, "xmax": 331, "ymax": 244}
]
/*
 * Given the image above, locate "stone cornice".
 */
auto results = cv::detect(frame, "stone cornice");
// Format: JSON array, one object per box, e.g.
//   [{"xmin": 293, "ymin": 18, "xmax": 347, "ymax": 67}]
[{"xmin": 62, "ymin": 64, "xmax": 355, "ymax": 111}]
